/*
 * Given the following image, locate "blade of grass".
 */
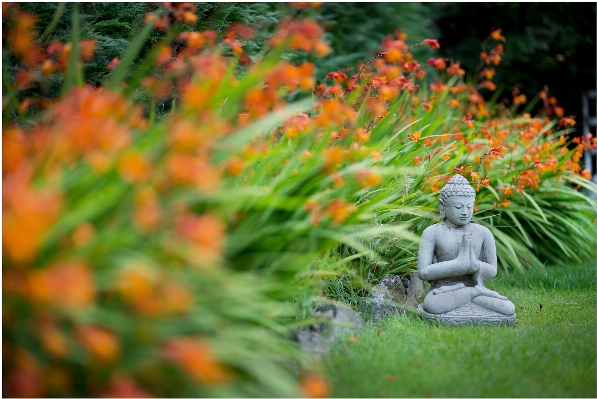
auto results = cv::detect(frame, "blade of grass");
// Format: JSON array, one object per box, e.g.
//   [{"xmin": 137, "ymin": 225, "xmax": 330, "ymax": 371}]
[{"xmin": 105, "ymin": 13, "xmax": 160, "ymax": 91}]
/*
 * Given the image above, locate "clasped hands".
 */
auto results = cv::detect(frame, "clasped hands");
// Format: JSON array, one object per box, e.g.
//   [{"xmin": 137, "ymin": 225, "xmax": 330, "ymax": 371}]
[{"xmin": 455, "ymin": 232, "xmax": 480, "ymax": 275}]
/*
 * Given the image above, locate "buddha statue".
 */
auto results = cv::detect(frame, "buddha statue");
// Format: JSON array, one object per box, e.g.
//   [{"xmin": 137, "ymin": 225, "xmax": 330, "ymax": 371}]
[{"xmin": 417, "ymin": 174, "xmax": 516, "ymax": 325}]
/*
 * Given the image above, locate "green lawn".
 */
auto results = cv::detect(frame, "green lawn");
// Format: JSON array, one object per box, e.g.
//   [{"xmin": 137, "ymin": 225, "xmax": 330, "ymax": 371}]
[{"xmin": 323, "ymin": 262, "xmax": 596, "ymax": 397}]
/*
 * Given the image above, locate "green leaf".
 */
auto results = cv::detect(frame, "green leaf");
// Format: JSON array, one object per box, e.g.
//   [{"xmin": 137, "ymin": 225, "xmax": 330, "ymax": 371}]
[{"xmin": 105, "ymin": 14, "xmax": 159, "ymax": 90}]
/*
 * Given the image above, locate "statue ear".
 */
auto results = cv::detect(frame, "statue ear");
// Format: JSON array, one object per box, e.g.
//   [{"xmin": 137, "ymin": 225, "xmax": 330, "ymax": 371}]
[{"xmin": 438, "ymin": 198, "xmax": 445, "ymax": 219}]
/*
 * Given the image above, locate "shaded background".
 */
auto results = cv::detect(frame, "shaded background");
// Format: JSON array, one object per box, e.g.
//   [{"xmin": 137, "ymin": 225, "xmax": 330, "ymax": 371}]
[{"xmin": 8, "ymin": 2, "xmax": 596, "ymax": 125}]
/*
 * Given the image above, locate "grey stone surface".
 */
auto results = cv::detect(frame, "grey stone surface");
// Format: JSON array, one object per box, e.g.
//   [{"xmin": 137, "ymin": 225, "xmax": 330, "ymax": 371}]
[
  {"xmin": 418, "ymin": 303, "xmax": 516, "ymax": 327},
  {"xmin": 363, "ymin": 274, "xmax": 419, "ymax": 323},
  {"xmin": 417, "ymin": 175, "xmax": 516, "ymax": 325},
  {"xmin": 293, "ymin": 302, "xmax": 363, "ymax": 357}
]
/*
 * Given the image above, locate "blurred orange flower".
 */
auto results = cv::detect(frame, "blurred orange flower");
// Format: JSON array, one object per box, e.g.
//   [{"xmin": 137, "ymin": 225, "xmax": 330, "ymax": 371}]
[
  {"xmin": 176, "ymin": 214, "xmax": 226, "ymax": 256},
  {"xmin": 357, "ymin": 170, "xmax": 383, "ymax": 188},
  {"xmin": 76, "ymin": 325, "xmax": 120, "ymax": 363},
  {"xmin": 27, "ymin": 260, "xmax": 95, "ymax": 307},
  {"xmin": 162, "ymin": 337, "xmax": 230, "ymax": 384},
  {"xmin": 101, "ymin": 376, "xmax": 153, "ymax": 398},
  {"xmin": 300, "ymin": 373, "xmax": 330, "ymax": 398},
  {"xmin": 118, "ymin": 150, "xmax": 151, "ymax": 184},
  {"xmin": 325, "ymin": 199, "xmax": 357, "ymax": 224}
]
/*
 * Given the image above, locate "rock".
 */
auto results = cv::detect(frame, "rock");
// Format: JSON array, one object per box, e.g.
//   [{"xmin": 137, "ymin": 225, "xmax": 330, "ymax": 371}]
[
  {"xmin": 293, "ymin": 302, "xmax": 363, "ymax": 357},
  {"xmin": 364, "ymin": 274, "xmax": 419, "ymax": 323}
]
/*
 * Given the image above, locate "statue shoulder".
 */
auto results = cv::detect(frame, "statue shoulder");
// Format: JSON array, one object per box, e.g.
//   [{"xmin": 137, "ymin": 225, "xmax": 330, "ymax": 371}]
[
  {"xmin": 471, "ymin": 223, "xmax": 494, "ymax": 239},
  {"xmin": 421, "ymin": 223, "xmax": 442, "ymax": 238}
]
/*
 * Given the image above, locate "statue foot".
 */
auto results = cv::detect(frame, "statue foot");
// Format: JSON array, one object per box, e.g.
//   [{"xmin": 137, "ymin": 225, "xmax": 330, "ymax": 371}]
[
  {"xmin": 474, "ymin": 285, "xmax": 507, "ymax": 300},
  {"xmin": 471, "ymin": 295, "xmax": 515, "ymax": 316}
]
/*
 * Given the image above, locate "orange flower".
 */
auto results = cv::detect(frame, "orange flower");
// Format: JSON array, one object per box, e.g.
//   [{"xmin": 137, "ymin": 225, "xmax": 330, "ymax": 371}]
[
  {"xmin": 558, "ymin": 116, "xmax": 576, "ymax": 127},
  {"xmin": 490, "ymin": 28, "xmax": 506, "ymax": 42},
  {"xmin": 79, "ymin": 39, "xmax": 97, "ymax": 61},
  {"xmin": 500, "ymin": 200, "xmax": 511, "ymax": 208},
  {"xmin": 325, "ymin": 199, "xmax": 357, "ymax": 224},
  {"xmin": 76, "ymin": 325, "xmax": 120, "ymax": 363},
  {"xmin": 300, "ymin": 373, "xmax": 330, "ymax": 398},
  {"xmin": 488, "ymin": 146, "xmax": 505, "ymax": 158},
  {"xmin": 426, "ymin": 58, "xmax": 446, "ymax": 70},
  {"xmin": 159, "ymin": 281, "xmax": 193, "ymax": 315},
  {"xmin": 356, "ymin": 170, "xmax": 383, "ymax": 188},
  {"xmin": 162, "ymin": 337, "xmax": 230, "ymax": 384},
  {"xmin": 2, "ymin": 127, "xmax": 27, "ymax": 173},
  {"xmin": 39, "ymin": 321, "xmax": 69, "ymax": 358},
  {"xmin": 480, "ymin": 178, "xmax": 490, "ymax": 187},
  {"xmin": 176, "ymin": 214, "xmax": 226, "ymax": 256},
  {"xmin": 118, "ymin": 150, "xmax": 151, "ymax": 184},
  {"xmin": 323, "ymin": 146, "xmax": 345, "ymax": 169},
  {"xmin": 581, "ymin": 169, "xmax": 592, "ymax": 180},
  {"xmin": 183, "ymin": 11, "xmax": 198, "ymax": 24},
  {"xmin": 27, "ymin": 260, "xmax": 95, "ymax": 307},
  {"xmin": 423, "ymin": 137, "xmax": 434, "ymax": 147},
  {"xmin": 133, "ymin": 187, "xmax": 162, "ymax": 231},
  {"xmin": 226, "ymin": 157, "xmax": 245, "ymax": 176},
  {"xmin": 3, "ymin": 166, "xmax": 63, "ymax": 264},
  {"xmin": 408, "ymin": 131, "xmax": 422, "ymax": 143},
  {"xmin": 446, "ymin": 63, "xmax": 465, "ymax": 77},
  {"xmin": 156, "ymin": 45, "xmax": 172, "ymax": 65},
  {"xmin": 100, "ymin": 376, "xmax": 153, "ymax": 398},
  {"xmin": 513, "ymin": 94, "xmax": 527, "ymax": 105},
  {"xmin": 166, "ymin": 154, "xmax": 221, "ymax": 191}
]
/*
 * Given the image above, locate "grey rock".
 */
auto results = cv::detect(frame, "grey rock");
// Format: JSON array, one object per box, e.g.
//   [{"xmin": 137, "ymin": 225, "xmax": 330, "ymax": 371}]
[
  {"xmin": 293, "ymin": 301, "xmax": 363, "ymax": 357},
  {"xmin": 365, "ymin": 274, "xmax": 419, "ymax": 323}
]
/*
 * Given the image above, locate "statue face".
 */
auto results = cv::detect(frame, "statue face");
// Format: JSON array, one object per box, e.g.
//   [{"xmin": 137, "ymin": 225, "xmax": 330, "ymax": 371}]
[{"xmin": 442, "ymin": 196, "xmax": 474, "ymax": 226}]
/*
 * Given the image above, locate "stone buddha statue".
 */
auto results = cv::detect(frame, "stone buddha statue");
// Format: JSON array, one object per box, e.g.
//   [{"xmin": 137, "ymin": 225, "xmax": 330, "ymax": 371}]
[{"xmin": 417, "ymin": 174, "xmax": 516, "ymax": 326}]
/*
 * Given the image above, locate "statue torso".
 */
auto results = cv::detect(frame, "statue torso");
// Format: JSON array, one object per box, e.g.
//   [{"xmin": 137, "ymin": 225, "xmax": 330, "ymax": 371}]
[{"xmin": 431, "ymin": 222, "xmax": 485, "ymax": 288}]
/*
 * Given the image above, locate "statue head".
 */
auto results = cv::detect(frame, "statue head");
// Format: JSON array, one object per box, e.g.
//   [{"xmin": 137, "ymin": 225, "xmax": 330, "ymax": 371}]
[{"xmin": 438, "ymin": 174, "xmax": 476, "ymax": 226}]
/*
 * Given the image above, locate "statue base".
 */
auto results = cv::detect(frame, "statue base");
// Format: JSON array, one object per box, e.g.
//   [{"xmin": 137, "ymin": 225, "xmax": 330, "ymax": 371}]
[{"xmin": 418, "ymin": 303, "xmax": 516, "ymax": 327}]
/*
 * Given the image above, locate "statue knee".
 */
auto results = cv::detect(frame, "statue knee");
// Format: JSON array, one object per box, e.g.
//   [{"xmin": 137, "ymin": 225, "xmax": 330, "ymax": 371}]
[{"xmin": 423, "ymin": 292, "xmax": 458, "ymax": 314}]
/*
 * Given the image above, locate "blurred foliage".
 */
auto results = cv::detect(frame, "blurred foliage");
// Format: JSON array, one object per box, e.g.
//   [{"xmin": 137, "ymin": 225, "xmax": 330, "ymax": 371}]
[{"xmin": 315, "ymin": 2, "xmax": 438, "ymax": 79}]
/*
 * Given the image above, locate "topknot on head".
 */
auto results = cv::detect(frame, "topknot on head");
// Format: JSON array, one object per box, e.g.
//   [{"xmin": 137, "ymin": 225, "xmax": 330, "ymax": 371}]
[{"xmin": 439, "ymin": 174, "xmax": 476, "ymax": 202}]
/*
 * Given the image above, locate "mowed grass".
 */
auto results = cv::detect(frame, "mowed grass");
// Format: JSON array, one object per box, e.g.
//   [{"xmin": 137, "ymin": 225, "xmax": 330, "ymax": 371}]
[{"xmin": 323, "ymin": 262, "xmax": 596, "ymax": 398}]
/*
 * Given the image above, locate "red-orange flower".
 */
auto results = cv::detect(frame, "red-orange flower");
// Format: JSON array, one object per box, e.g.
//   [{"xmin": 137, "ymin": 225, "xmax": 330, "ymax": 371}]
[
  {"xmin": 488, "ymin": 146, "xmax": 505, "ymax": 158},
  {"xmin": 422, "ymin": 38, "xmax": 440, "ymax": 49}
]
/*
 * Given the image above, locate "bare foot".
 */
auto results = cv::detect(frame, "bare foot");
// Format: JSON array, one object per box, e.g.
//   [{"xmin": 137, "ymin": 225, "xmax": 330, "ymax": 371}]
[{"xmin": 474, "ymin": 285, "xmax": 507, "ymax": 300}]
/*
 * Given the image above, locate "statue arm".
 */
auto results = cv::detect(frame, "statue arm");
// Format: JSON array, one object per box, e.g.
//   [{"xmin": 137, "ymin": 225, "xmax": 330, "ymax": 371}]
[
  {"xmin": 476, "ymin": 227, "xmax": 498, "ymax": 281},
  {"xmin": 417, "ymin": 227, "xmax": 472, "ymax": 281}
]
